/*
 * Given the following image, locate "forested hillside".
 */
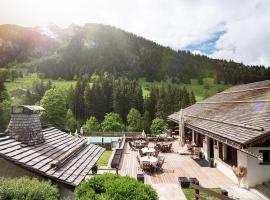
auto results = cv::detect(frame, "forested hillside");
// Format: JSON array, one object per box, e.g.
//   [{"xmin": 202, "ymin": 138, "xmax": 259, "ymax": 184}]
[
  {"xmin": 0, "ymin": 23, "xmax": 269, "ymax": 133},
  {"xmin": 1, "ymin": 24, "xmax": 269, "ymax": 84}
]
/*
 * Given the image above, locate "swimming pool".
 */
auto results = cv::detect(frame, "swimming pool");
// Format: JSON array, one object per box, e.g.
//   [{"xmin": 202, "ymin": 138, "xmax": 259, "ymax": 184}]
[{"xmin": 87, "ymin": 137, "xmax": 120, "ymax": 144}]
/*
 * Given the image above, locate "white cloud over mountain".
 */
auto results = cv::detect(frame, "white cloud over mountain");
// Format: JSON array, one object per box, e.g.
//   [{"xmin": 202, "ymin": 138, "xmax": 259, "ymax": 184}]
[{"xmin": 0, "ymin": 0, "xmax": 269, "ymax": 66}]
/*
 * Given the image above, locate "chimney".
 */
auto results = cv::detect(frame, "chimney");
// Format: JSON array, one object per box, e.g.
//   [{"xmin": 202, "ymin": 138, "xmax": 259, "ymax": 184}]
[{"xmin": 6, "ymin": 105, "xmax": 45, "ymax": 146}]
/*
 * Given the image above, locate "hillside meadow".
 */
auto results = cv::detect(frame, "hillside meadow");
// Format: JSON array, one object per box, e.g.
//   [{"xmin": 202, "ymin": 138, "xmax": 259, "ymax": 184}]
[{"xmin": 5, "ymin": 73, "xmax": 230, "ymax": 104}]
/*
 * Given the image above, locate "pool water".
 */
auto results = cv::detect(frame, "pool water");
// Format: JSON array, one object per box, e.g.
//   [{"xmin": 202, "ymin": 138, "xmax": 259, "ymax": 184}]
[{"xmin": 87, "ymin": 137, "xmax": 120, "ymax": 145}]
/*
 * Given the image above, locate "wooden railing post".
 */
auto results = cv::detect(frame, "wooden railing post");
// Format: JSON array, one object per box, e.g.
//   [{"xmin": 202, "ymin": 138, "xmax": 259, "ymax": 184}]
[{"xmin": 195, "ymin": 188, "xmax": 199, "ymax": 200}]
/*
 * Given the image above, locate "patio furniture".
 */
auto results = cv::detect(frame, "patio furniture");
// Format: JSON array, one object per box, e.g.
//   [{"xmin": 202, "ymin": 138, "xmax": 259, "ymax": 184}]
[
  {"xmin": 141, "ymin": 147, "xmax": 156, "ymax": 155},
  {"xmin": 129, "ymin": 141, "xmax": 136, "ymax": 151},
  {"xmin": 137, "ymin": 173, "xmax": 145, "ymax": 183},
  {"xmin": 156, "ymin": 156, "xmax": 165, "ymax": 171},
  {"xmin": 136, "ymin": 155, "xmax": 143, "ymax": 169},
  {"xmin": 154, "ymin": 149, "xmax": 160, "ymax": 157},
  {"xmin": 142, "ymin": 161, "xmax": 154, "ymax": 172},
  {"xmin": 161, "ymin": 142, "xmax": 173, "ymax": 152},
  {"xmin": 178, "ymin": 177, "xmax": 190, "ymax": 188},
  {"xmin": 140, "ymin": 156, "xmax": 158, "ymax": 167},
  {"xmin": 139, "ymin": 149, "xmax": 145, "ymax": 157},
  {"xmin": 148, "ymin": 142, "xmax": 155, "ymax": 148},
  {"xmin": 134, "ymin": 140, "xmax": 147, "ymax": 149}
]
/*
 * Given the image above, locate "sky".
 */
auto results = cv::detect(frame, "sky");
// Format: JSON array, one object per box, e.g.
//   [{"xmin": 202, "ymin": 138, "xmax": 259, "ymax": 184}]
[{"xmin": 0, "ymin": 0, "xmax": 269, "ymax": 67}]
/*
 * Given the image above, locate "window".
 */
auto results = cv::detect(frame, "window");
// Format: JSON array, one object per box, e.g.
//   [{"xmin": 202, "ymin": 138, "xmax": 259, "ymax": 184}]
[
  {"xmin": 259, "ymin": 150, "xmax": 270, "ymax": 165},
  {"xmin": 218, "ymin": 142, "xmax": 223, "ymax": 159},
  {"xmin": 225, "ymin": 145, "xmax": 238, "ymax": 167}
]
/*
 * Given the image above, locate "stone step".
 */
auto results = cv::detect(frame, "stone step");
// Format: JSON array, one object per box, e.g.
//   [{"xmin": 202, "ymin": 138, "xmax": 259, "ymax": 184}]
[{"xmin": 256, "ymin": 184, "xmax": 270, "ymax": 199}]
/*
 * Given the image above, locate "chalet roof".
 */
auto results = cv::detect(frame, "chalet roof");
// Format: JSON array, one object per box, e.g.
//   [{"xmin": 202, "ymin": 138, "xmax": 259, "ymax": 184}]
[
  {"xmin": 0, "ymin": 127, "xmax": 105, "ymax": 187},
  {"xmin": 21, "ymin": 105, "xmax": 45, "ymax": 111},
  {"xmin": 168, "ymin": 80, "xmax": 270, "ymax": 148}
]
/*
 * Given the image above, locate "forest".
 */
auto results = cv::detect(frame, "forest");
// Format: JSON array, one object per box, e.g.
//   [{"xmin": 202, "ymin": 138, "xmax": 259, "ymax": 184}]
[
  {"xmin": 1, "ymin": 24, "xmax": 269, "ymax": 84},
  {"xmin": 0, "ymin": 23, "xmax": 269, "ymax": 133}
]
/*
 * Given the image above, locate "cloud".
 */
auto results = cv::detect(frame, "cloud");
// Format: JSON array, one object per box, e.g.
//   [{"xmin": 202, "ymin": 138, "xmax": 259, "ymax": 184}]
[{"xmin": 0, "ymin": 0, "xmax": 269, "ymax": 66}]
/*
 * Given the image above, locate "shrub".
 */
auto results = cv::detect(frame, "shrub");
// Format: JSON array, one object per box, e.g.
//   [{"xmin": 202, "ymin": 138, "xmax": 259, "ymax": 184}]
[
  {"xmin": 150, "ymin": 117, "xmax": 168, "ymax": 135},
  {"xmin": 101, "ymin": 113, "xmax": 125, "ymax": 132},
  {"xmin": 127, "ymin": 108, "xmax": 143, "ymax": 132},
  {"xmin": 83, "ymin": 116, "xmax": 101, "ymax": 132},
  {"xmin": 75, "ymin": 174, "xmax": 158, "ymax": 200},
  {"xmin": 0, "ymin": 177, "xmax": 59, "ymax": 200}
]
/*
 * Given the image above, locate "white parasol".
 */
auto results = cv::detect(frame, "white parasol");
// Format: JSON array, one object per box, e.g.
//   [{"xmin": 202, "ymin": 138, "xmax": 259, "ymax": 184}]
[
  {"xmin": 141, "ymin": 130, "xmax": 146, "ymax": 137},
  {"xmin": 179, "ymin": 109, "xmax": 185, "ymax": 147}
]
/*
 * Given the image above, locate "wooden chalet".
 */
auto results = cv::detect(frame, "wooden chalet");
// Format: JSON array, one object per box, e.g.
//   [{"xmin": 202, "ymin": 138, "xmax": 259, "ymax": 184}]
[
  {"xmin": 168, "ymin": 80, "xmax": 270, "ymax": 188},
  {"xmin": 0, "ymin": 105, "xmax": 105, "ymax": 198}
]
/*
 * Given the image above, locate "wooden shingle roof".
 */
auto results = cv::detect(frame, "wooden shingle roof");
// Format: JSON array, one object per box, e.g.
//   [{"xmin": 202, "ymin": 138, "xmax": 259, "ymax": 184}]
[
  {"xmin": 0, "ymin": 127, "xmax": 105, "ymax": 186},
  {"xmin": 168, "ymin": 80, "xmax": 270, "ymax": 148}
]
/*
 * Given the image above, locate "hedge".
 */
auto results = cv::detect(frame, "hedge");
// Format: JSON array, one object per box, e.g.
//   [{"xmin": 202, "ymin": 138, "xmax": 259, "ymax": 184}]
[
  {"xmin": 0, "ymin": 177, "xmax": 60, "ymax": 200},
  {"xmin": 75, "ymin": 173, "xmax": 158, "ymax": 200}
]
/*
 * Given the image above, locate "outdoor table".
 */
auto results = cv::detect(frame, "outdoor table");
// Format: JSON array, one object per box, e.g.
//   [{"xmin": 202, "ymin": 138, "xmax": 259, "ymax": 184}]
[
  {"xmin": 140, "ymin": 156, "xmax": 158, "ymax": 166},
  {"xmin": 141, "ymin": 147, "xmax": 155, "ymax": 155},
  {"xmin": 134, "ymin": 140, "xmax": 147, "ymax": 148},
  {"xmin": 157, "ymin": 142, "xmax": 171, "ymax": 151}
]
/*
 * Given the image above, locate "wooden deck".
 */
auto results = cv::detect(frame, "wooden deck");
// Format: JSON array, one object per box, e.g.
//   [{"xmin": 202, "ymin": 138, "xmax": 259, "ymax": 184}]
[{"xmin": 119, "ymin": 140, "xmax": 235, "ymax": 188}]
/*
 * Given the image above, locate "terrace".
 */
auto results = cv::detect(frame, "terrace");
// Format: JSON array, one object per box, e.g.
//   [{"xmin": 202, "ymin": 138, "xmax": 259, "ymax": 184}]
[{"xmin": 119, "ymin": 139, "xmax": 234, "ymax": 188}]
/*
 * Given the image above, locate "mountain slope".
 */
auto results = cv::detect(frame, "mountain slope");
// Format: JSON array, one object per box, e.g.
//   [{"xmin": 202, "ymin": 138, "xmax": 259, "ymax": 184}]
[
  {"xmin": 1, "ymin": 23, "xmax": 270, "ymax": 84},
  {"xmin": 0, "ymin": 24, "xmax": 56, "ymax": 67}
]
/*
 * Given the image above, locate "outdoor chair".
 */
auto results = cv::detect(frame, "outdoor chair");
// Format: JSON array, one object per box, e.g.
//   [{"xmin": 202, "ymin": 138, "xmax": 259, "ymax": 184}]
[
  {"xmin": 168, "ymin": 143, "xmax": 173, "ymax": 152},
  {"xmin": 155, "ymin": 143, "xmax": 161, "ymax": 151},
  {"xmin": 139, "ymin": 149, "xmax": 145, "ymax": 157},
  {"xmin": 154, "ymin": 150, "xmax": 160, "ymax": 157},
  {"xmin": 156, "ymin": 157, "xmax": 165, "ymax": 171},
  {"xmin": 136, "ymin": 155, "xmax": 143, "ymax": 170},
  {"xmin": 142, "ymin": 162, "xmax": 153, "ymax": 172},
  {"xmin": 129, "ymin": 141, "xmax": 136, "ymax": 151}
]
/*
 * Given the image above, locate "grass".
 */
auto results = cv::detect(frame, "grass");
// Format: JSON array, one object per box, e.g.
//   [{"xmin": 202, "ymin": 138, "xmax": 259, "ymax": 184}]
[
  {"xmin": 5, "ymin": 73, "xmax": 76, "ymax": 104},
  {"xmin": 139, "ymin": 78, "xmax": 230, "ymax": 102},
  {"xmin": 5, "ymin": 74, "xmax": 230, "ymax": 104},
  {"xmin": 96, "ymin": 151, "xmax": 112, "ymax": 166},
  {"xmin": 182, "ymin": 188, "xmax": 221, "ymax": 200}
]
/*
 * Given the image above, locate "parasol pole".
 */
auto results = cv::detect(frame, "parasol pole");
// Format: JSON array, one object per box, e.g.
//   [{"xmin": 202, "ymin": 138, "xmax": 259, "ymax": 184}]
[{"xmin": 179, "ymin": 109, "xmax": 185, "ymax": 147}]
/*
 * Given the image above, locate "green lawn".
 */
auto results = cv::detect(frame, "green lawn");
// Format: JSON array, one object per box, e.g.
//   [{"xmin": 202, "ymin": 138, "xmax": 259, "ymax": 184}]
[
  {"xmin": 139, "ymin": 78, "xmax": 230, "ymax": 102},
  {"xmin": 5, "ymin": 74, "xmax": 230, "ymax": 104},
  {"xmin": 96, "ymin": 151, "xmax": 112, "ymax": 166},
  {"xmin": 182, "ymin": 188, "xmax": 221, "ymax": 200}
]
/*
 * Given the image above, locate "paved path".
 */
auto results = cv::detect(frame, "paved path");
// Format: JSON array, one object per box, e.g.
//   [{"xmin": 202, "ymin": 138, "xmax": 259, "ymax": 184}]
[
  {"xmin": 225, "ymin": 186, "xmax": 269, "ymax": 200},
  {"xmin": 151, "ymin": 184, "xmax": 186, "ymax": 200}
]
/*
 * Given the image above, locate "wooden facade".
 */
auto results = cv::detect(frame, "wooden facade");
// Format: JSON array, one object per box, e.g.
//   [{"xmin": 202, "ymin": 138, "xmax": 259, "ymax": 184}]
[{"xmin": 168, "ymin": 80, "xmax": 270, "ymax": 158}]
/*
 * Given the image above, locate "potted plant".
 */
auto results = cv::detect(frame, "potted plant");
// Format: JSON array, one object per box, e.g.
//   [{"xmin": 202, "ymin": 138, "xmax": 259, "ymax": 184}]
[
  {"xmin": 91, "ymin": 164, "xmax": 98, "ymax": 174},
  {"xmin": 199, "ymin": 151, "xmax": 203, "ymax": 159},
  {"xmin": 208, "ymin": 158, "xmax": 215, "ymax": 168}
]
